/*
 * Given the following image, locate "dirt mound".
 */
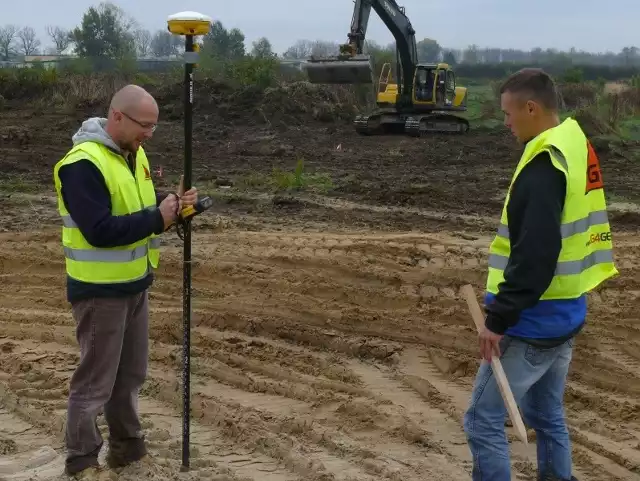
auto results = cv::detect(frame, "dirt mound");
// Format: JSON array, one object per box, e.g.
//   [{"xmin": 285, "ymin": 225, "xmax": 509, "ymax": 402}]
[
  {"xmin": 559, "ymin": 83, "xmax": 598, "ymax": 110},
  {"xmin": 573, "ymin": 86, "xmax": 640, "ymax": 137},
  {"xmin": 0, "ymin": 69, "xmax": 361, "ymax": 130},
  {"xmin": 157, "ymin": 79, "xmax": 360, "ymax": 127},
  {"xmin": 574, "ymin": 108, "xmax": 615, "ymax": 137}
]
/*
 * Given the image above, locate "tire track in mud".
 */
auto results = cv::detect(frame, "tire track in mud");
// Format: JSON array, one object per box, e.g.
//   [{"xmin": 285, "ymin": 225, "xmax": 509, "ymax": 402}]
[
  {"xmin": 596, "ymin": 342, "xmax": 640, "ymax": 379},
  {"xmin": 0, "ymin": 339, "xmax": 299, "ymax": 480},
  {"xmin": 394, "ymin": 347, "xmax": 640, "ymax": 481},
  {"xmin": 0, "ymin": 333, "xmax": 464, "ymax": 479},
  {"xmin": 1, "ymin": 230, "xmax": 640, "ymax": 480},
  {"xmin": 0, "ymin": 396, "xmax": 65, "ymax": 481},
  {"xmin": 145, "ymin": 367, "xmax": 445, "ymax": 480}
]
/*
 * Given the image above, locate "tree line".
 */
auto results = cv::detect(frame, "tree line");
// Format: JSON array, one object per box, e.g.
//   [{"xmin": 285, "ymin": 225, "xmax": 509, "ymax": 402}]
[
  {"xmin": 0, "ymin": 3, "xmax": 270, "ymax": 61},
  {"xmin": 0, "ymin": 1, "xmax": 638, "ymax": 75}
]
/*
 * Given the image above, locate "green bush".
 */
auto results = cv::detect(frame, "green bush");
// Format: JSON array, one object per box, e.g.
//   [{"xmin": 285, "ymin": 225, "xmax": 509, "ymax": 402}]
[
  {"xmin": 198, "ymin": 55, "xmax": 281, "ymax": 89},
  {"xmin": 0, "ymin": 67, "xmax": 59, "ymax": 99},
  {"xmin": 0, "ymin": 53, "xmax": 288, "ymax": 106}
]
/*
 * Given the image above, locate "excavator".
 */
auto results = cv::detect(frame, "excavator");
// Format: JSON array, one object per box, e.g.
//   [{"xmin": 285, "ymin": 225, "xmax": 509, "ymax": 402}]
[{"xmin": 303, "ymin": 0, "xmax": 470, "ymax": 136}]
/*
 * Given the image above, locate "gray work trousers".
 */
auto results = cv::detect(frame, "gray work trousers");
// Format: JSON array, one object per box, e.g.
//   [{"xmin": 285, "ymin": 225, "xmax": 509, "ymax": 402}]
[{"xmin": 64, "ymin": 290, "xmax": 149, "ymax": 474}]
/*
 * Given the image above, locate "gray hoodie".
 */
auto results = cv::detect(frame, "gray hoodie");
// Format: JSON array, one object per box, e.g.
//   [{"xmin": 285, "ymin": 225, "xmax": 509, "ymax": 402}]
[{"xmin": 71, "ymin": 117, "xmax": 122, "ymax": 153}]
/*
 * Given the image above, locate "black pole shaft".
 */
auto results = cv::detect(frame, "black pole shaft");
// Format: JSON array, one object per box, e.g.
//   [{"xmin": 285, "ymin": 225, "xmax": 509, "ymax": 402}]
[{"xmin": 181, "ymin": 33, "xmax": 194, "ymax": 471}]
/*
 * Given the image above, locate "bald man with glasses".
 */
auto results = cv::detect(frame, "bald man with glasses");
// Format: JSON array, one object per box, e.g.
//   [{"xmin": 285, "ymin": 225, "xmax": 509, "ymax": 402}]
[{"xmin": 53, "ymin": 85, "xmax": 198, "ymax": 478}]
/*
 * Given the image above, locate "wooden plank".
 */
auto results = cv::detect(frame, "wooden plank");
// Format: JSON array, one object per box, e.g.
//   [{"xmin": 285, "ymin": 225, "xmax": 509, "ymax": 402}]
[{"xmin": 460, "ymin": 284, "xmax": 528, "ymax": 444}]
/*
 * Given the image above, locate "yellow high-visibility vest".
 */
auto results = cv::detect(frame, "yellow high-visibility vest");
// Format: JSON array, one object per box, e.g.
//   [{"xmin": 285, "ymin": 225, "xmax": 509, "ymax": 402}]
[
  {"xmin": 53, "ymin": 142, "xmax": 160, "ymax": 283},
  {"xmin": 487, "ymin": 118, "xmax": 618, "ymax": 299}
]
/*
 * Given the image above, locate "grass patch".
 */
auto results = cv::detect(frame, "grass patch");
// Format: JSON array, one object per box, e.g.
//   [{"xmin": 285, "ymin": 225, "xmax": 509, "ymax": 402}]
[
  {"xmin": 618, "ymin": 118, "xmax": 640, "ymax": 141},
  {"xmin": 236, "ymin": 159, "xmax": 333, "ymax": 193},
  {"xmin": 0, "ymin": 176, "xmax": 41, "ymax": 194},
  {"xmin": 272, "ymin": 159, "xmax": 333, "ymax": 192}
]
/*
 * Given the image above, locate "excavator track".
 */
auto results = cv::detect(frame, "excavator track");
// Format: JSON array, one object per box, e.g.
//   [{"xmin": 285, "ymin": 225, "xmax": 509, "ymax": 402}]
[
  {"xmin": 405, "ymin": 113, "xmax": 469, "ymax": 136},
  {"xmin": 354, "ymin": 112, "xmax": 470, "ymax": 136},
  {"xmin": 354, "ymin": 113, "xmax": 406, "ymax": 135},
  {"xmin": 354, "ymin": 114, "xmax": 376, "ymax": 135}
]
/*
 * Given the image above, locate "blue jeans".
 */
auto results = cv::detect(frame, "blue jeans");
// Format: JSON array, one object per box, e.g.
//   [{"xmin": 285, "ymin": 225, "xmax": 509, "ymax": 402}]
[{"xmin": 463, "ymin": 335, "xmax": 575, "ymax": 481}]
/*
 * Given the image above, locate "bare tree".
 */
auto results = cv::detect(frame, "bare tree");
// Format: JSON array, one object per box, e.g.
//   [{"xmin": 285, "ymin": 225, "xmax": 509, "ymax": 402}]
[
  {"xmin": 310, "ymin": 40, "xmax": 339, "ymax": 57},
  {"xmin": 17, "ymin": 26, "xmax": 41, "ymax": 55},
  {"xmin": 0, "ymin": 24, "xmax": 19, "ymax": 60},
  {"xmin": 46, "ymin": 25, "xmax": 72, "ymax": 54},
  {"xmin": 150, "ymin": 30, "xmax": 181, "ymax": 58},
  {"xmin": 134, "ymin": 28, "xmax": 152, "ymax": 57},
  {"xmin": 283, "ymin": 39, "xmax": 338, "ymax": 59},
  {"xmin": 283, "ymin": 40, "xmax": 312, "ymax": 59}
]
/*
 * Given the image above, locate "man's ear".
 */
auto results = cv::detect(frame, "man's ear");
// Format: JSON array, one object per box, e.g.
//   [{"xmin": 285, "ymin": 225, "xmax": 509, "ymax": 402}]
[{"xmin": 526, "ymin": 100, "xmax": 536, "ymax": 114}]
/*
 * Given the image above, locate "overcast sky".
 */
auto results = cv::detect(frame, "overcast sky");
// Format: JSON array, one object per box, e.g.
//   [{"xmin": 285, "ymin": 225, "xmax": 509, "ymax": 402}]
[{"xmin": 3, "ymin": 0, "xmax": 636, "ymax": 55}]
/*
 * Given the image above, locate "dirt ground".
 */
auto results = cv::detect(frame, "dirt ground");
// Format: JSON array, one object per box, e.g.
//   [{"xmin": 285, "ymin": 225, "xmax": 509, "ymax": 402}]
[{"xmin": 1, "ymin": 86, "xmax": 640, "ymax": 481}]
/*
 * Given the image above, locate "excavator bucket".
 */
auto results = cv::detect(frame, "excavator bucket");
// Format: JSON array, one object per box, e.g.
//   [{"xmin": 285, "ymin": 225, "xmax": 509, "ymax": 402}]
[{"xmin": 304, "ymin": 54, "xmax": 374, "ymax": 84}]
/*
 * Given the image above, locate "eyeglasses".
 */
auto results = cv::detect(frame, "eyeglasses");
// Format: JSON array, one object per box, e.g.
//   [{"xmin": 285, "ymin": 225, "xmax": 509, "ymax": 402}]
[{"xmin": 118, "ymin": 110, "xmax": 157, "ymax": 132}]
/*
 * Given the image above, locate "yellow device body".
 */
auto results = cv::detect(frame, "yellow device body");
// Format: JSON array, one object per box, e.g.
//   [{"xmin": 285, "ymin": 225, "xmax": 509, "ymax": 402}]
[{"xmin": 167, "ymin": 19, "xmax": 211, "ymax": 36}]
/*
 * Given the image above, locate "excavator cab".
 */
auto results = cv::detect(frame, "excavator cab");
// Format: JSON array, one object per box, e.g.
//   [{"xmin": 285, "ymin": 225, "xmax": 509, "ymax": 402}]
[{"xmin": 412, "ymin": 63, "xmax": 458, "ymax": 107}]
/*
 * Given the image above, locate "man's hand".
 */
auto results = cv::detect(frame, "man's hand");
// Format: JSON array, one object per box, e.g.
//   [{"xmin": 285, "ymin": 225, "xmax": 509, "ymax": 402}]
[
  {"xmin": 177, "ymin": 175, "xmax": 198, "ymax": 206},
  {"xmin": 478, "ymin": 326, "xmax": 503, "ymax": 362},
  {"xmin": 158, "ymin": 193, "xmax": 180, "ymax": 230}
]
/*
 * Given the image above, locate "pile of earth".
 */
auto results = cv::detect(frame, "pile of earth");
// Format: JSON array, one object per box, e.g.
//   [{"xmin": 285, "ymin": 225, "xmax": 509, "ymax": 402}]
[
  {"xmin": 0, "ymin": 70, "xmax": 365, "ymax": 130},
  {"xmin": 154, "ymin": 78, "xmax": 363, "ymax": 127}
]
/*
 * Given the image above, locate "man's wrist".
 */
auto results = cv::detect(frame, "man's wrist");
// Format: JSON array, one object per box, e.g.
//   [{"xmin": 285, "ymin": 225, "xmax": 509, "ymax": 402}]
[
  {"xmin": 152, "ymin": 210, "xmax": 165, "ymax": 234},
  {"xmin": 485, "ymin": 313, "xmax": 507, "ymax": 335}
]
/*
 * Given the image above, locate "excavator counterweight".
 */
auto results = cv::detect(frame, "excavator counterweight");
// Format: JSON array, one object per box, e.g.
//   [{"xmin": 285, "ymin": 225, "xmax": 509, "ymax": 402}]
[{"xmin": 304, "ymin": 54, "xmax": 374, "ymax": 84}]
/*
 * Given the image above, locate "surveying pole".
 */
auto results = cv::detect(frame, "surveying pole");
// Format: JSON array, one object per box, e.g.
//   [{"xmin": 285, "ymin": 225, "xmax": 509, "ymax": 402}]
[{"xmin": 166, "ymin": 10, "xmax": 212, "ymax": 471}]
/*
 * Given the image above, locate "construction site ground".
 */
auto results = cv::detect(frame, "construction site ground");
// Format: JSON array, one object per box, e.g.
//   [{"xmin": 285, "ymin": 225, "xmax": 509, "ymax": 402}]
[{"xmin": 1, "ymin": 90, "xmax": 640, "ymax": 481}]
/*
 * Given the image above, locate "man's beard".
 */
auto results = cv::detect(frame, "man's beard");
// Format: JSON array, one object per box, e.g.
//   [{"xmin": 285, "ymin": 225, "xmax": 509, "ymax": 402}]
[{"xmin": 123, "ymin": 140, "xmax": 140, "ymax": 153}]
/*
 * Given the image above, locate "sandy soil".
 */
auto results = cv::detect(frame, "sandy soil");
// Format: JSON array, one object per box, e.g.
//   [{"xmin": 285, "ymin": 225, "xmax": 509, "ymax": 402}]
[{"xmin": 0, "ymin": 88, "xmax": 639, "ymax": 480}]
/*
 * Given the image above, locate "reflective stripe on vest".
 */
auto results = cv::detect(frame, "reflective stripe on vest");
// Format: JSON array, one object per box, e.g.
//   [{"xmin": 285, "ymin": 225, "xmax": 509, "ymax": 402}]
[
  {"xmin": 489, "ymin": 249, "xmax": 614, "ymax": 275},
  {"xmin": 496, "ymin": 209, "xmax": 610, "ymax": 240},
  {"xmin": 64, "ymin": 244, "xmax": 148, "ymax": 262},
  {"xmin": 60, "ymin": 205, "xmax": 162, "ymax": 260}
]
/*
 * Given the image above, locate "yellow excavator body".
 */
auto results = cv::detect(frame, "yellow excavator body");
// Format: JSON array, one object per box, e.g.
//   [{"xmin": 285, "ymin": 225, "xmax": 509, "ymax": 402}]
[{"xmin": 303, "ymin": 0, "xmax": 470, "ymax": 135}]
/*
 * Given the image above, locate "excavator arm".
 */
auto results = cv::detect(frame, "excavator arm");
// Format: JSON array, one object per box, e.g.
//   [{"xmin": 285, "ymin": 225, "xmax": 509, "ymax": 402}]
[
  {"xmin": 305, "ymin": 0, "xmax": 418, "ymax": 97},
  {"xmin": 341, "ymin": 0, "xmax": 372, "ymax": 56}
]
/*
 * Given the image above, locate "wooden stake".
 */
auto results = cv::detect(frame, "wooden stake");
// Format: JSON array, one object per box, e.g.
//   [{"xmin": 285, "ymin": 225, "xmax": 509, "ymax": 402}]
[{"xmin": 460, "ymin": 284, "xmax": 528, "ymax": 444}]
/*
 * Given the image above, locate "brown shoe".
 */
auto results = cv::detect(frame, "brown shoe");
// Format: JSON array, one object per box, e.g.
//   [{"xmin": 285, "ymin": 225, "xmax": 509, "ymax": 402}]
[
  {"xmin": 68, "ymin": 466, "xmax": 117, "ymax": 480},
  {"xmin": 105, "ymin": 440, "xmax": 148, "ymax": 469},
  {"xmin": 106, "ymin": 452, "xmax": 154, "ymax": 470}
]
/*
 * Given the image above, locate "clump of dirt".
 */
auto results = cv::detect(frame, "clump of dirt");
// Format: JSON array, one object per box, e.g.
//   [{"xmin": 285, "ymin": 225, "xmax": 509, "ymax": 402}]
[{"xmin": 0, "ymin": 436, "xmax": 17, "ymax": 455}]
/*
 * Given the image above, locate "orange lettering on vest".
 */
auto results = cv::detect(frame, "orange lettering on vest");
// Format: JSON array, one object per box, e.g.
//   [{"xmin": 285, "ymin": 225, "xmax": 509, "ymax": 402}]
[{"xmin": 585, "ymin": 140, "xmax": 604, "ymax": 194}]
